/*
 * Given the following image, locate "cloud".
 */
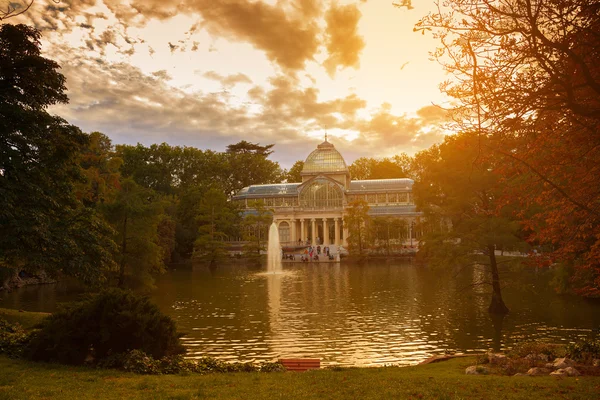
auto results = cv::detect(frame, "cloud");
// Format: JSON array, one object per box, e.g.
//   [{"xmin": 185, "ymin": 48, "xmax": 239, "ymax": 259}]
[
  {"xmin": 187, "ymin": 0, "xmax": 321, "ymax": 71},
  {"xmin": 416, "ymin": 105, "xmax": 449, "ymax": 123},
  {"xmin": 323, "ymin": 2, "xmax": 365, "ymax": 76},
  {"xmin": 203, "ymin": 71, "xmax": 252, "ymax": 88}
]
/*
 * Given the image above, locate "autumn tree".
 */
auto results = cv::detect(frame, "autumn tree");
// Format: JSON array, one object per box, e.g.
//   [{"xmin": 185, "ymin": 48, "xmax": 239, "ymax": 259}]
[
  {"xmin": 413, "ymin": 133, "xmax": 525, "ymax": 314},
  {"xmin": 416, "ymin": 0, "xmax": 600, "ymax": 296}
]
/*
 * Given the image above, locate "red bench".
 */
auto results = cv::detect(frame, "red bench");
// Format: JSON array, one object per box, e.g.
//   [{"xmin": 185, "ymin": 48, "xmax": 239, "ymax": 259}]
[{"xmin": 279, "ymin": 358, "xmax": 321, "ymax": 372}]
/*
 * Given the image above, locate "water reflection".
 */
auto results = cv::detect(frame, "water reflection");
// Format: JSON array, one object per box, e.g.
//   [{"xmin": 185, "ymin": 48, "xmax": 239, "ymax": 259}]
[{"xmin": 1, "ymin": 261, "xmax": 599, "ymax": 366}]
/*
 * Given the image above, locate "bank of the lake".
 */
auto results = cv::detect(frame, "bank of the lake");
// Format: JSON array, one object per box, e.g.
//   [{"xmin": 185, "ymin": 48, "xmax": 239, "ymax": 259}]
[{"xmin": 2, "ymin": 354, "xmax": 600, "ymax": 400}]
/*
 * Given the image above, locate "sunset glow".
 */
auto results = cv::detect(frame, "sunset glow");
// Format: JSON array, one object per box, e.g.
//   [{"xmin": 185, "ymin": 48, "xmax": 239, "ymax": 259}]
[{"xmin": 12, "ymin": 0, "xmax": 450, "ymax": 166}]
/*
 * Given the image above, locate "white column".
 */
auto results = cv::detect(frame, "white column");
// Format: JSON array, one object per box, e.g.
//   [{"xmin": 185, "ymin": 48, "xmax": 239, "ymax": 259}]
[
  {"xmin": 291, "ymin": 219, "xmax": 296, "ymax": 242},
  {"xmin": 322, "ymin": 217, "xmax": 329, "ymax": 245},
  {"xmin": 334, "ymin": 218, "xmax": 340, "ymax": 246},
  {"xmin": 300, "ymin": 219, "xmax": 305, "ymax": 243},
  {"xmin": 311, "ymin": 218, "xmax": 316, "ymax": 246}
]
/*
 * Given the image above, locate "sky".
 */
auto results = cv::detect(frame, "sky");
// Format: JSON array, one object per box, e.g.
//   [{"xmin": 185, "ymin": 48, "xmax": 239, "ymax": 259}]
[{"xmin": 11, "ymin": 0, "xmax": 451, "ymax": 168}]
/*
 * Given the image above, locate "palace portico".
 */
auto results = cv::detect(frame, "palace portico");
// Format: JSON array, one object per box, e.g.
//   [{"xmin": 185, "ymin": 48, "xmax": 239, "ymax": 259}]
[{"xmin": 233, "ymin": 137, "xmax": 421, "ymax": 250}]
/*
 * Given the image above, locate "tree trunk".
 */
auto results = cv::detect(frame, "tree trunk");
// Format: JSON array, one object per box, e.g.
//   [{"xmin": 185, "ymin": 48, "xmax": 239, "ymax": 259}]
[
  {"xmin": 118, "ymin": 214, "xmax": 127, "ymax": 288},
  {"xmin": 488, "ymin": 244, "xmax": 509, "ymax": 314}
]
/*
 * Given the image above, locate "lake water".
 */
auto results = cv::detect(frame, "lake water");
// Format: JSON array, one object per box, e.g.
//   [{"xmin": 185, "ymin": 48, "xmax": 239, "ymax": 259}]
[{"xmin": 1, "ymin": 261, "xmax": 599, "ymax": 366}]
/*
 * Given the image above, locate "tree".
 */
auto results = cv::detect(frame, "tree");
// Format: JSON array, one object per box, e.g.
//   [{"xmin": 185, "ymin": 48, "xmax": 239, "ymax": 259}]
[
  {"xmin": 1, "ymin": 1, "xmax": 35, "ymax": 21},
  {"xmin": 0, "ymin": 24, "xmax": 115, "ymax": 285},
  {"xmin": 416, "ymin": 0, "xmax": 600, "ymax": 296},
  {"xmin": 193, "ymin": 188, "xmax": 239, "ymax": 267},
  {"xmin": 76, "ymin": 132, "xmax": 122, "ymax": 207},
  {"xmin": 349, "ymin": 156, "xmax": 411, "ymax": 180},
  {"xmin": 102, "ymin": 179, "xmax": 166, "ymax": 289},
  {"xmin": 413, "ymin": 133, "xmax": 525, "ymax": 314},
  {"xmin": 344, "ymin": 199, "xmax": 372, "ymax": 257},
  {"xmin": 241, "ymin": 200, "xmax": 273, "ymax": 263},
  {"xmin": 284, "ymin": 160, "xmax": 304, "ymax": 183},
  {"xmin": 372, "ymin": 217, "xmax": 407, "ymax": 256},
  {"xmin": 226, "ymin": 141, "xmax": 283, "ymax": 196}
]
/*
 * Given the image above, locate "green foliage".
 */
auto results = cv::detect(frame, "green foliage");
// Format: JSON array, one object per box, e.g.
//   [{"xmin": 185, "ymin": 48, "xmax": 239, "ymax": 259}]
[
  {"xmin": 99, "ymin": 349, "xmax": 285, "ymax": 375},
  {"xmin": 566, "ymin": 338, "xmax": 600, "ymax": 363},
  {"xmin": 26, "ymin": 289, "xmax": 184, "ymax": 365},
  {"xmin": 284, "ymin": 160, "xmax": 304, "ymax": 183},
  {"xmin": 349, "ymin": 155, "xmax": 411, "ymax": 180},
  {"xmin": 344, "ymin": 200, "xmax": 371, "ymax": 256},
  {"xmin": 0, "ymin": 319, "xmax": 32, "ymax": 358},
  {"xmin": 225, "ymin": 141, "xmax": 283, "ymax": 196},
  {"xmin": 508, "ymin": 342, "xmax": 564, "ymax": 360},
  {"xmin": 193, "ymin": 188, "xmax": 240, "ymax": 266},
  {"xmin": 76, "ymin": 132, "xmax": 122, "ymax": 207},
  {"xmin": 0, "ymin": 24, "xmax": 116, "ymax": 285},
  {"xmin": 102, "ymin": 179, "xmax": 166, "ymax": 289},
  {"xmin": 241, "ymin": 201, "xmax": 273, "ymax": 262}
]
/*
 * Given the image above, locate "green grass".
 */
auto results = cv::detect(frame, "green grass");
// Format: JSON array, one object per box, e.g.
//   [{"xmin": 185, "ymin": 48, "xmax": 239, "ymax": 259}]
[
  {"xmin": 0, "ymin": 355, "xmax": 599, "ymax": 400},
  {"xmin": 0, "ymin": 308, "xmax": 49, "ymax": 329}
]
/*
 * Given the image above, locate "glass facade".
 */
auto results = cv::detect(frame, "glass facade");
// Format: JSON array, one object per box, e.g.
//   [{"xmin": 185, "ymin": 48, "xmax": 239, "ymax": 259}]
[
  {"xmin": 278, "ymin": 221, "xmax": 290, "ymax": 242},
  {"xmin": 299, "ymin": 179, "xmax": 343, "ymax": 208},
  {"xmin": 302, "ymin": 141, "xmax": 348, "ymax": 174}
]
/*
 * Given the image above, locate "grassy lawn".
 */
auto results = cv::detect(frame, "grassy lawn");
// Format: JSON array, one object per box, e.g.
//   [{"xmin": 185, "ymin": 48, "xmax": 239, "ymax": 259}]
[
  {"xmin": 1, "ymin": 355, "xmax": 599, "ymax": 400},
  {"xmin": 0, "ymin": 308, "xmax": 49, "ymax": 329},
  {"xmin": 2, "ymin": 308, "xmax": 600, "ymax": 399}
]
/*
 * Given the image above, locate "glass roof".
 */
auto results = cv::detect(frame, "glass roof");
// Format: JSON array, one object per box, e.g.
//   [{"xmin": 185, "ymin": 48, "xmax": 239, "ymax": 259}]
[
  {"xmin": 234, "ymin": 183, "xmax": 300, "ymax": 198},
  {"xmin": 302, "ymin": 139, "xmax": 348, "ymax": 174},
  {"xmin": 348, "ymin": 179, "xmax": 414, "ymax": 192}
]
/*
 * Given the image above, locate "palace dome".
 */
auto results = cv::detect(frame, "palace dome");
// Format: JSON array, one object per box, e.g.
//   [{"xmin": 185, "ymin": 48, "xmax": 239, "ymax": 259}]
[{"xmin": 302, "ymin": 138, "xmax": 349, "ymax": 175}]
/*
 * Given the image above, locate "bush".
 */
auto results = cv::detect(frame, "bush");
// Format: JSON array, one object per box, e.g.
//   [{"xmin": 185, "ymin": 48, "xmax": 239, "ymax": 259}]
[
  {"xmin": 26, "ymin": 289, "xmax": 185, "ymax": 365},
  {"xmin": 104, "ymin": 349, "xmax": 285, "ymax": 375},
  {"xmin": 0, "ymin": 319, "xmax": 32, "ymax": 358},
  {"xmin": 566, "ymin": 338, "xmax": 600, "ymax": 363},
  {"xmin": 508, "ymin": 341, "xmax": 564, "ymax": 360}
]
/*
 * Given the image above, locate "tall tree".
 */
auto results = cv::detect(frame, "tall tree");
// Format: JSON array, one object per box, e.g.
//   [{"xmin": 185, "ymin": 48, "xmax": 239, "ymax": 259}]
[
  {"xmin": 284, "ymin": 160, "xmax": 304, "ymax": 183},
  {"xmin": 344, "ymin": 199, "xmax": 372, "ymax": 257},
  {"xmin": 102, "ymin": 179, "xmax": 166, "ymax": 289},
  {"xmin": 416, "ymin": 0, "xmax": 600, "ymax": 296},
  {"xmin": 0, "ymin": 24, "xmax": 115, "ymax": 285},
  {"xmin": 226, "ymin": 141, "xmax": 283, "ymax": 195},
  {"xmin": 241, "ymin": 200, "xmax": 273, "ymax": 264},
  {"xmin": 76, "ymin": 131, "xmax": 122, "ymax": 207},
  {"xmin": 413, "ymin": 133, "xmax": 525, "ymax": 314},
  {"xmin": 193, "ymin": 188, "xmax": 240, "ymax": 267}
]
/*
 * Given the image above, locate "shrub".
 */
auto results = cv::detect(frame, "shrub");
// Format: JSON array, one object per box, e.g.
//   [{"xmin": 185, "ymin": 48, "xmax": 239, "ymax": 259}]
[
  {"xmin": 107, "ymin": 350, "xmax": 285, "ymax": 375},
  {"xmin": 26, "ymin": 289, "xmax": 185, "ymax": 365},
  {"xmin": 566, "ymin": 338, "xmax": 600, "ymax": 363},
  {"xmin": 0, "ymin": 319, "xmax": 32, "ymax": 358},
  {"xmin": 508, "ymin": 341, "xmax": 564, "ymax": 360}
]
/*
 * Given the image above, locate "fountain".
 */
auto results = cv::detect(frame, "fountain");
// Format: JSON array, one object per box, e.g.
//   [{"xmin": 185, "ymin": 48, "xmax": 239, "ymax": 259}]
[{"xmin": 267, "ymin": 222, "xmax": 282, "ymax": 273}]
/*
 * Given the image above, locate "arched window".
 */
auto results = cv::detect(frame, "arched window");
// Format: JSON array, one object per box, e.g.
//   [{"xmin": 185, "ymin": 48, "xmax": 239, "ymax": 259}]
[
  {"xmin": 299, "ymin": 179, "xmax": 343, "ymax": 208},
  {"xmin": 278, "ymin": 221, "xmax": 290, "ymax": 242}
]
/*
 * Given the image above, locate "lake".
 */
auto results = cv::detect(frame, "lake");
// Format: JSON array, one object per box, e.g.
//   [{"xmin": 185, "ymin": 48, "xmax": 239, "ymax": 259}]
[{"xmin": 1, "ymin": 260, "xmax": 599, "ymax": 366}]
